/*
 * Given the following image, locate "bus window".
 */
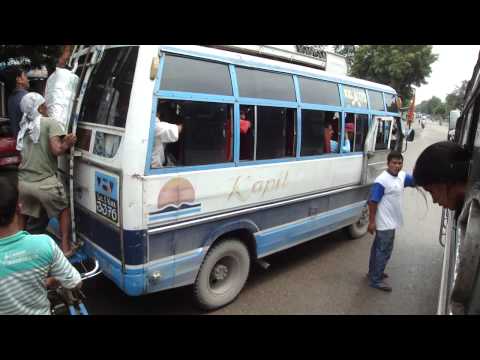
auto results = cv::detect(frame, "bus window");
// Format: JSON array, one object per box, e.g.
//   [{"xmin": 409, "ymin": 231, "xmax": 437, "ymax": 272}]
[
  {"xmin": 343, "ymin": 86, "xmax": 368, "ymax": 109},
  {"xmin": 368, "ymin": 90, "xmax": 385, "ymax": 111},
  {"xmin": 384, "ymin": 93, "xmax": 398, "ymax": 113},
  {"xmin": 93, "ymin": 132, "xmax": 121, "ymax": 158},
  {"xmin": 151, "ymin": 99, "xmax": 233, "ymax": 168},
  {"xmin": 345, "ymin": 113, "xmax": 369, "ymax": 152},
  {"xmin": 78, "ymin": 46, "xmax": 138, "ymax": 128},
  {"xmin": 375, "ymin": 119, "xmax": 392, "ymax": 150},
  {"xmin": 236, "ymin": 67, "xmax": 296, "ymax": 101},
  {"xmin": 301, "ymin": 109, "xmax": 340, "ymax": 156},
  {"xmin": 298, "ymin": 77, "xmax": 340, "ymax": 106},
  {"xmin": 255, "ymin": 106, "xmax": 296, "ymax": 160},
  {"xmin": 160, "ymin": 55, "xmax": 233, "ymax": 96}
]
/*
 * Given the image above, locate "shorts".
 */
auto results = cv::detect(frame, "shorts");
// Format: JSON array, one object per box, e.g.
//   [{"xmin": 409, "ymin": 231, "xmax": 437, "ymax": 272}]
[{"xmin": 19, "ymin": 176, "xmax": 69, "ymax": 219}]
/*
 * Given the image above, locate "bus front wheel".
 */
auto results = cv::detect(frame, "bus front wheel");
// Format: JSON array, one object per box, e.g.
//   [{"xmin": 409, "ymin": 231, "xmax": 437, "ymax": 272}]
[
  {"xmin": 193, "ymin": 239, "xmax": 250, "ymax": 311},
  {"xmin": 348, "ymin": 204, "xmax": 369, "ymax": 239}
]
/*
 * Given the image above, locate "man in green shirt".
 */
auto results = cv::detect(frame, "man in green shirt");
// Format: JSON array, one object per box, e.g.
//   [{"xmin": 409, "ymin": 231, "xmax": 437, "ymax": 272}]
[
  {"xmin": 0, "ymin": 175, "xmax": 82, "ymax": 315},
  {"xmin": 16, "ymin": 92, "xmax": 77, "ymax": 256}
]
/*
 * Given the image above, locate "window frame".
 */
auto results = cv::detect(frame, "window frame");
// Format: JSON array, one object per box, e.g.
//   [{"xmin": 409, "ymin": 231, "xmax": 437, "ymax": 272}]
[
  {"xmin": 235, "ymin": 66, "xmax": 298, "ymax": 103},
  {"xmin": 159, "ymin": 53, "xmax": 235, "ymax": 97},
  {"xmin": 145, "ymin": 50, "xmax": 401, "ymax": 175}
]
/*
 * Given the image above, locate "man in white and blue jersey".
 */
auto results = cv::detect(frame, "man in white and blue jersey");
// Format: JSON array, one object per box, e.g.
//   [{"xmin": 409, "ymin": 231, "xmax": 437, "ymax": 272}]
[
  {"xmin": 0, "ymin": 176, "xmax": 82, "ymax": 315},
  {"xmin": 367, "ymin": 151, "xmax": 415, "ymax": 292}
]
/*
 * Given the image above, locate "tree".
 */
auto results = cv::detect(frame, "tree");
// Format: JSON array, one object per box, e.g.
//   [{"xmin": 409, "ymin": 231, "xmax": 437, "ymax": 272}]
[
  {"xmin": 0, "ymin": 45, "xmax": 64, "ymax": 75},
  {"xmin": 349, "ymin": 45, "xmax": 438, "ymax": 104},
  {"xmin": 433, "ymin": 102, "xmax": 447, "ymax": 118},
  {"xmin": 445, "ymin": 80, "xmax": 468, "ymax": 112}
]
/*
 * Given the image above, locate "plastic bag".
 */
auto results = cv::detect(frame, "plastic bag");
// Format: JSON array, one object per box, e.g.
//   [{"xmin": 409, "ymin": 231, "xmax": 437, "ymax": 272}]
[{"xmin": 44, "ymin": 68, "xmax": 80, "ymax": 130}]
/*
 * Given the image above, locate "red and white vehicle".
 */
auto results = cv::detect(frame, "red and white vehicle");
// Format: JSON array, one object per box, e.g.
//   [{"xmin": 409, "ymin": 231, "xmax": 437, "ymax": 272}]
[{"xmin": 0, "ymin": 80, "xmax": 21, "ymax": 169}]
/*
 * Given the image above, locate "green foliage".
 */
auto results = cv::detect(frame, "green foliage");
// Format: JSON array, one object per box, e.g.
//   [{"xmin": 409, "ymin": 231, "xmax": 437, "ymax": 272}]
[
  {"xmin": 0, "ymin": 45, "xmax": 64, "ymax": 74},
  {"xmin": 445, "ymin": 80, "xmax": 468, "ymax": 112},
  {"xmin": 349, "ymin": 45, "xmax": 438, "ymax": 102},
  {"xmin": 416, "ymin": 96, "xmax": 442, "ymax": 115}
]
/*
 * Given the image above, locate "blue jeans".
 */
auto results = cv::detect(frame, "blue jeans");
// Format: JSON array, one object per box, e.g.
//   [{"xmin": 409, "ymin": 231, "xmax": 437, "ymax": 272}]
[{"xmin": 368, "ymin": 229, "xmax": 395, "ymax": 286}]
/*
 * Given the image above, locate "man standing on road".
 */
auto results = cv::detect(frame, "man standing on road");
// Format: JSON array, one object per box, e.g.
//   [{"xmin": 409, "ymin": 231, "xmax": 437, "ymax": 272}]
[
  {"xmin": 5, "ymin": 66, "xmax": 30, "ymax": 138},
  {"xmin": 367, "ymin": 151, "xmax": 415, "ymax": 292}
]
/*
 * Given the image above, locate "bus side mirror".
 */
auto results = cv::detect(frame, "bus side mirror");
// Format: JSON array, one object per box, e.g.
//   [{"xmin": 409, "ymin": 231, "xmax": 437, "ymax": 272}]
[{"xmin": 407, "ymin": 129, "xmax": 415, "ymax": 142}]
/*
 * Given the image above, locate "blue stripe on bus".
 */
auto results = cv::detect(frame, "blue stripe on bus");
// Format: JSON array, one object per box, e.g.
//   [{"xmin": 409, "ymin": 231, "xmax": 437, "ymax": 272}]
[
  {"xmin": 255, "ymin": 201, "xmax": 365, "ymax": 258},
  {"xmin": 149, "ymin": 206, "xmax": 202, "ymax": 222}
]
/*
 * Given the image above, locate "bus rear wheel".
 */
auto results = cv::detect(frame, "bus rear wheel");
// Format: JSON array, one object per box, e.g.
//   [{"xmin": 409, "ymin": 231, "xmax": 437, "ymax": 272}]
[
  {"xmin": 193, "ymin": 239, "xmax": 250, "ymax": 311},
  {"xmin": 348, "ymin": 204, "xmax": 369, "ymax": 238}
]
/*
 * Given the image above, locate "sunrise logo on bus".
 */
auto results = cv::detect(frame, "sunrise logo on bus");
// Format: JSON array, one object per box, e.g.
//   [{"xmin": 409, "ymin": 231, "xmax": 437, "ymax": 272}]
[{"xmin": 149, "ymin": 177, "xmax": 201, "ymax": 222}]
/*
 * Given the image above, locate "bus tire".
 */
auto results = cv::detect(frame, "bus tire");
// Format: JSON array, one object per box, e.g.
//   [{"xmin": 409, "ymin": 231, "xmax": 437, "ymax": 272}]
[
  {"xmin": 193, "ymin": 239, "xmax": 250, "ymax": 311},
  {"xmin": 348, "ymin": 204, "xmax": 369, "ymax": 239}
]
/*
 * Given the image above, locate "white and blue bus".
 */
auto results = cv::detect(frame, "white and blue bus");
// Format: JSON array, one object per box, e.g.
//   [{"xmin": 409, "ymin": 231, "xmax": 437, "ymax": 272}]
[
  {"xmin": 437, "ymin": 52, "xmax": 480, "ymax": 315},
  {"xmin": 55, "ymin": 45, "xmax": 406, "ymax": 310}
]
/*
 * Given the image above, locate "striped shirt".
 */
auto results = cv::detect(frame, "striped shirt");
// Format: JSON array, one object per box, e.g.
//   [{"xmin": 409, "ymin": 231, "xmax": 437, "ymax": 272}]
[{"xmin": 0, "ymin": 231, "xmax": 81, "ymax": 315}]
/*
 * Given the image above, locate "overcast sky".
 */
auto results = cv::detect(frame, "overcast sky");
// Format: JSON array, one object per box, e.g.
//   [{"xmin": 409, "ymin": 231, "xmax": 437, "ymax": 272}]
[{"xmin": 414, "ymin": 45, "xmax": 480, "ymax": 104}]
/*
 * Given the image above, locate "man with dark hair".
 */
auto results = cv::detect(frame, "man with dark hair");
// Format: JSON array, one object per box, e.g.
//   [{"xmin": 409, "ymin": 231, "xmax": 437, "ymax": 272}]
[
  {"xmin": 0, "ymin": 175, "xmax": 82, "ymax": 315},
  {"xmin": 367, "ymin": 151, "xmax": 415, "ymax": 291},
  {"xmin": 6, "ymin": 66, "xmax": 30, "ymax": 138}
]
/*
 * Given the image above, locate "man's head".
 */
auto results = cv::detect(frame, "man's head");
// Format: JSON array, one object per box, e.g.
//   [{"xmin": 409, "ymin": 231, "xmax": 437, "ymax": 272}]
[
  {"xmin": 0, "ymin": 175, "xmax": 19, "ymax": 228},
  {"xmin": 57, "ymin": 45, "xmax": 73, "ymax": 68},
  {"xmin": 413, "ymin": 141, "xmax": 470, "ymax": 210},
  {"xmin": 387, "ymin": 151, "xmax": 403, "ymax": 176},
  {"xmin": 4, "ymin": 66, "xmax": 29, "ymax": 92},
  {"xmin": 324, "ymin": 121, "xmax": 334, "ymax": 138}
]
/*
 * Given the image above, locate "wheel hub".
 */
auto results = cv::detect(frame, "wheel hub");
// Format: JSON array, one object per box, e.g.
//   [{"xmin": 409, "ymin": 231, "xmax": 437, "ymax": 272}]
[{"xmin": 213, "ymin": 264, "xmax": 229, "ymax": 281}]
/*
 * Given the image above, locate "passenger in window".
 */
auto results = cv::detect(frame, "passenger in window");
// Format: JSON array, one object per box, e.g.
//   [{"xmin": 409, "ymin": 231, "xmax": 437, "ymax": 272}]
[
  {"xmin": 151, "ymin": 108, "xmax": 183, "ymax": 168},
  {"xmin": 240, "ymin": 111, "xmax": 251, "ymax": 134},
  {"xmin": 327, "ymin": 113, "xmax": 344, "ymax": 153},
  {"xmin": 343, "ymin": 123, "xmax": 354, "ymax": 152},
  {"xmin": 324, "ymin": 121, "xmax": 333, "ymax": 153}
]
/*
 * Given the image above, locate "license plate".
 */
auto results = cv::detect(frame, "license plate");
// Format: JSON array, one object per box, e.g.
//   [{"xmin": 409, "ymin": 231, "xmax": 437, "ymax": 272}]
[{"xmin": 95, "ymin": 171, "xmax": 119, "ymax": 224}]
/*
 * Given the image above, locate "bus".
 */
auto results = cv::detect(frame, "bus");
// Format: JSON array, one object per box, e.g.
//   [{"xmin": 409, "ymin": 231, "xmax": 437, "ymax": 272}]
[
  {"xmin": 49, "ymin": 45, "xmax": 407, "ymax": 310},
  {"xmin": 437, "ymin": 51, "xmax": 480, "ymax": 314}
]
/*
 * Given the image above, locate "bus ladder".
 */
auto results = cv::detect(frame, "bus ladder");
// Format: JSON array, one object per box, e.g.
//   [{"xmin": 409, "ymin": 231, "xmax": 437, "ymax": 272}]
[{"xmin": 67, "ymin": 45, "xmax": 104, "ymax": 250}]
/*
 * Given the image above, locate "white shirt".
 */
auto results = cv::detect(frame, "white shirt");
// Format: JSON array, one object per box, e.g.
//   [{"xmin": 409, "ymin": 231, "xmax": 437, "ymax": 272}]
[
  {"xmin": 151, "ymin": 118, "xmax": 179, "ymax": 168},
  {"xmin": 371, "ymin": 170, "xmax": 411, "ymax": 231}
]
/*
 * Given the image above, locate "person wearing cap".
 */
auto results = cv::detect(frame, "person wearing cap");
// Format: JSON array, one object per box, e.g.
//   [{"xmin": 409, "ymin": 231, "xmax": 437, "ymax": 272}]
[{"xmin": 16, "ymin": 92, "xmax": 78, "ymax": 257}]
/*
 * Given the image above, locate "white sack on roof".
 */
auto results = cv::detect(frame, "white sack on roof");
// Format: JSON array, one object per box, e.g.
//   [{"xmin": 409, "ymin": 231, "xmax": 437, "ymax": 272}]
[{"xmin": 44, "ymin": 68, "xmax": 79, "ymax": 130}]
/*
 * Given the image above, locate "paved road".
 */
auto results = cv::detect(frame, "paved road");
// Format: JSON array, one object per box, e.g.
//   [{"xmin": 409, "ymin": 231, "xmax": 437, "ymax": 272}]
[{"xmin": 82, "ymin": 123, "xmax": 448, "ymax": 314}]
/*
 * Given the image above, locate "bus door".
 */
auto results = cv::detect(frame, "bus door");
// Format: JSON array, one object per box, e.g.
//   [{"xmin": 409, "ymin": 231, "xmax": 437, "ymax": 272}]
[
  {"xmin": 362, "ymin": 116, "xmax": 394, "ymax": 184},
  {"xmin": 64, "ymin": 46, "xmax": 140, "ymax": 272}
]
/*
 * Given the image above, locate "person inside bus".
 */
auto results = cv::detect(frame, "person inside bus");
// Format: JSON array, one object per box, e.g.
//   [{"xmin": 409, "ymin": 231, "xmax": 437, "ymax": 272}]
[
  {"xmin": 16, "ymin": 92, "xmax": 78, "ymax": 257},
  {"xmin": 5, "ymin": 66, "xmax": 30, "ymax": 138},
  {"xmin": 151, "ymin": 107, "xmax": 183, "ymax": 168},
  {"xmin": 343, "ymin": 122, "xmax": 354, "ymax": 152},
  {"xmin": 0, "ymin": 175, "xmax": 82, "ymax": 315},
  {"xmin": 324, "ymin": 120, "xmax": 333, "ymax": 153},
  {"xmin": 240, "ymin": 110, "xmax": 251, "ymax": 134},
  {"xmin": 413, "ymin": 141, "xmax": 470, "ymax": 215}
]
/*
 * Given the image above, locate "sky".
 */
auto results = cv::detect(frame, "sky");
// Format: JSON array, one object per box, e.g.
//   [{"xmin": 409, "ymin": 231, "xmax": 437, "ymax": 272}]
[{"xmin": 414, "ymin": 45, "xmax": 480, "ymax": 104}]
